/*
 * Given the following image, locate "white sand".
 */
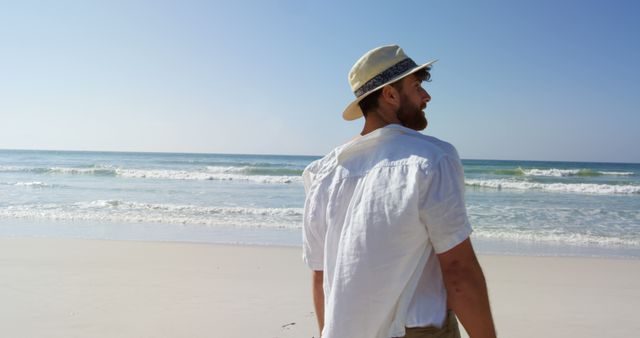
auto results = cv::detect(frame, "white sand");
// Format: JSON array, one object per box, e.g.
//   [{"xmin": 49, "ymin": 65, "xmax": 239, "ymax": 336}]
[
  {"xmin": 473, "ymin": 255, "xmax": 640, "ymax": 338},
  {"xmin": 1, "ymin": 237, "xmax": 639, "ymax": 338}
]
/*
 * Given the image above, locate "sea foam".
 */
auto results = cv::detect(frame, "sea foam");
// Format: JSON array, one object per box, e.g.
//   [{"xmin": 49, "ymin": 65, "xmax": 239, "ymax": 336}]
[
  {"xmin": 494, "ymin": 167, "xmax": 635, "ymax": 177},
  {"xmin": 466, "ymin": 179, "xmax": 640, "ymax": 195},
  {"xmin": 472, "ymin": 228, "xmax": 640, "ymax": 247},
  {"xmin": 0, "ymin": 200, "xmax": 304, "ymax": 229},
  {"xmin": 14, "ymin": 181, "xmax": 50, "ymax": 188}
]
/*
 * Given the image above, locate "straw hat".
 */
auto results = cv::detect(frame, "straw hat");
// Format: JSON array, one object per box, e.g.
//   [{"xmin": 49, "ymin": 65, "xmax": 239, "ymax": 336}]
[{"xmin": 342, "ymin": 45, "xmax": 437, "ymax": 121}]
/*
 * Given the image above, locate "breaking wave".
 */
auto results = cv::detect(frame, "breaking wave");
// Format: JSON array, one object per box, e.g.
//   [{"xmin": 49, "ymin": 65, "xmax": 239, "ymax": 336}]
[
  {"xmin": 0, "ymin": 165, "xmax": 302, "ymax": 184},
  {"xmin": 115, "ymin": 168, "xmax": 301, "ymax": 183}
]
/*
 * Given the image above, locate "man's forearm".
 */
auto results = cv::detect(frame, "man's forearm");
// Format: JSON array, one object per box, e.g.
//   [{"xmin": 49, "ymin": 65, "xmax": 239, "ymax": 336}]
[
  {"xmin": 439, "ymin": 239, "xmax": 496, "ymax": 338},
  {"xmin": 312, "ymin": 270, "xmax": 325, "ymax": 334},
  {"xmin": 444, "ymin": 261, "xmax": 495, "ymax": 337}
]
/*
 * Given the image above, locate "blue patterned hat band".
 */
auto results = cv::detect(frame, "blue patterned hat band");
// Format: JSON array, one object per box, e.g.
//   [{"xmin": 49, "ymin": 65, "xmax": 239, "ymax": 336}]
[{"xmin": 353, "ymin": 58, "xmax": 418, "ymax": 98}]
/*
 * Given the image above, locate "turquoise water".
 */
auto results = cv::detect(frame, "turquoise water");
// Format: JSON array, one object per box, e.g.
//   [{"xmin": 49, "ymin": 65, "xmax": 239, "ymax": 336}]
[{"xmin": 1, "ymin": 150, "xmax": 639, "ymax": 258}]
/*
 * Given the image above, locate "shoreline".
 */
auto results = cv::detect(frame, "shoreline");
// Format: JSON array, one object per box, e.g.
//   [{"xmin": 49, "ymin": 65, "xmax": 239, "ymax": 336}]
[
  {"xmin": 1, "ymin": 218, "xmax": 639, "ymax": 260},
  {"xmin": 1, "ymin": 237, "xmax": 639, "ymax": 337}
]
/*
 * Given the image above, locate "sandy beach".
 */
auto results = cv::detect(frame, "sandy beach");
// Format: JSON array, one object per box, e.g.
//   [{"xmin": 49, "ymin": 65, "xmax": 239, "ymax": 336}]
[{"xmin": 1, "ymin": 237, "xmax": 639, "ymax": 338}]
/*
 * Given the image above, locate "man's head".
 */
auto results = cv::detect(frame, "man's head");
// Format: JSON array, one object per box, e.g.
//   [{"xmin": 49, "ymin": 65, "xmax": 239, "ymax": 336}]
[
  {"xmin": 358, "ymin": 68, "xmax": 431, "ymax": 131},
  {"xmin": 342, "ymin": 45, "xmax": 437, "ymax": 130}
]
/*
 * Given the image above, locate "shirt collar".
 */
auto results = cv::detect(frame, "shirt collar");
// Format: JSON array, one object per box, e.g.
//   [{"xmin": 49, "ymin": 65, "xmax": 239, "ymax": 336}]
[{"xmin": 337, "ymin": 124, "xmax": 419, "ymax": 164}]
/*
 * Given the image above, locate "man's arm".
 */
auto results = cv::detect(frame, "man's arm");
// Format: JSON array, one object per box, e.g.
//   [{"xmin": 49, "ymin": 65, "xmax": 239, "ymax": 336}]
[
  {"xmin": 312, "ymin": 270, "xmax": 324, "ymax": 334},
  {"xmin": 437, "ymin": 238, "xmax": 496, "ymax": 338}
]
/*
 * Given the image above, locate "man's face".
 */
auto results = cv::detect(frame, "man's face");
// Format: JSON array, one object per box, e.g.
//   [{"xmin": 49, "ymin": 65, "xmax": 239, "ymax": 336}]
[{"xmin": 395, "ymin": 73, "xmax": 431, "ymax": 131}]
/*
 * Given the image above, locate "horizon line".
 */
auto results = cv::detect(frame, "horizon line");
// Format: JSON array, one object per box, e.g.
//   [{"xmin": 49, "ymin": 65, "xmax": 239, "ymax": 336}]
[{"xmin": 1, "ymin": 148, "xmax": 638, "ymax": 165}]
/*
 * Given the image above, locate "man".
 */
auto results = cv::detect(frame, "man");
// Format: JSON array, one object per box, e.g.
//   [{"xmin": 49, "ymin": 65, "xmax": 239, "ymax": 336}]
[{"xmin": 302, "ymin": 45, "xmax": 496, "ymax": 338}]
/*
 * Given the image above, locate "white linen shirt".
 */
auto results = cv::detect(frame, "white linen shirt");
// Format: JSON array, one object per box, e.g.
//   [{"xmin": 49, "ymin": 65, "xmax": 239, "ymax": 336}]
[{"xmin": 302, "ymin": 124, "xmax": 472, "ymax": 338}]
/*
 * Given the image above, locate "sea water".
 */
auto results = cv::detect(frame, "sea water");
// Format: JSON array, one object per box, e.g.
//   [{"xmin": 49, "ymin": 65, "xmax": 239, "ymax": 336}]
[{"xmin": 1, "ymin": 150, "xmax": 639, "ymax": 258}]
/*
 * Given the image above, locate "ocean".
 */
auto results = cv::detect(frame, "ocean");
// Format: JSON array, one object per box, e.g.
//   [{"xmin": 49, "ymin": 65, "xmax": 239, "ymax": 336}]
[{"xmin": 1, "ymin": 149, "xmax": 639, "ymax": 258}]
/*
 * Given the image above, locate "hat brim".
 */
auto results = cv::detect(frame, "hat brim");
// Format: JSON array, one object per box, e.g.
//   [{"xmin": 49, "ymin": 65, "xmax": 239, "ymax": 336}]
[{"xmin": 342, "ymin": 59, "xmax": 438, "ymax": 121}]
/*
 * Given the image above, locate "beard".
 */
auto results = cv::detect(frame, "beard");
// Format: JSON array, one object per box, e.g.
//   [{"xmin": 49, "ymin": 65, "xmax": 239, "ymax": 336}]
[{"xmin": 396, "ymin": 95, "xmax": 428, "ymax": 131}]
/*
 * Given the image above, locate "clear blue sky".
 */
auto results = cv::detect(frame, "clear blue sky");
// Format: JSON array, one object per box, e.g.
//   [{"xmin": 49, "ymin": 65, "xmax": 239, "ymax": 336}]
[{"xmin": 1, "ymin": 0, "xmax": 638, "ymax": 162}]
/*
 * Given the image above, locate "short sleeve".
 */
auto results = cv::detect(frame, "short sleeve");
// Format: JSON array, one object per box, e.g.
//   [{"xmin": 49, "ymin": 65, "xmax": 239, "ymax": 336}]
[
  {"xmin": 302, "ymin": 166, "xmax": 327, "ymax": 271},
  {"xmin": 419, "ymin": 152, "xmax": 472, "ymax": 254}
]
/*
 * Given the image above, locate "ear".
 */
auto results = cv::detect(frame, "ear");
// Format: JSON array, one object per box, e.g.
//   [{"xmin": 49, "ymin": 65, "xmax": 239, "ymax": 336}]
[{"xmin": 380, "ymin": 85, "xmax": 400, "ymax": 108}]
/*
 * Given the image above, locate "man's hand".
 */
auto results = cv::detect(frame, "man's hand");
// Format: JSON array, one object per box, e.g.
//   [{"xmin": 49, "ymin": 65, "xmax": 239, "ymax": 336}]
[{"xmin": 438, "ymin": 238, "xmax": 496, "ymax": 338}]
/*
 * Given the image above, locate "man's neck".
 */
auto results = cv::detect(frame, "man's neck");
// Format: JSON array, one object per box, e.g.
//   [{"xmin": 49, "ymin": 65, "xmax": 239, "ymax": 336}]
[{"xmin": 360, "ymin": 111, "xmax": 399, "ymax": 136}]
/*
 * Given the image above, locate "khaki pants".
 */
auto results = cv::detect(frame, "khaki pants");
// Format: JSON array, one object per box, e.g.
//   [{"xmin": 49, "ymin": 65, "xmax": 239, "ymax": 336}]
[{"xmin": 397, "ymin": 311, "xmax": 461, "ymax": 338}]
